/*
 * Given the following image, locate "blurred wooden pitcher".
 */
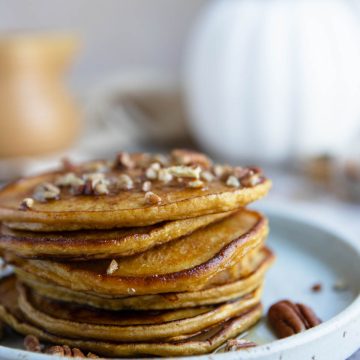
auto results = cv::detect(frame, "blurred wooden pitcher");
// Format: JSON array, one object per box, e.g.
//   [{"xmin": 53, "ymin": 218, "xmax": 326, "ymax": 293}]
[{"xmin": 0, "ymin": 33, "xmax": 81, "ymax": 158}]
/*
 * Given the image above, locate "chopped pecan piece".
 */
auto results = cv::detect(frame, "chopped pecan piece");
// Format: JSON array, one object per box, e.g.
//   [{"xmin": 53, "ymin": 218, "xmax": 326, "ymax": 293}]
[
  {"xmin": 107, "ymin": 259, "xmax": 119, "ymax": 275},
  {"xmin": 83, "ymin": 179, "xmax": 94, "ymax": 195},
  {"xmin": 166, "ymin": 165, "xmax": 201, "ymax": 179},
  {"xmin": 45, "ymin": 345, "xmax": 99, "ymax": 357},
  {"xmin": 233, "ymin": 167, "xmax": 251, "ymax": 179},
  {"xmin": 24, "ymin": 334, "xmax": 42, "ymax": 352},
  {"xmin": 268, "ymin": 300, "xmax": 321, "ymax": 338},
  {"xmin": 187, "ymin": 180, "xmax": 204, "ymax": 188},
  {"xmin": 201, "ymin": 170, "xmax": 215, "ymax": 182},
  {"xmin": 72, "ymin": 348, "xmax": 86, "ymax": 357},
  {"xmin": 115, "ymin": 152, "xmax": 135, "ymax": 170},
  {"xmin": 241, "ymin": 173, "xmax": 262, "ymax": 187},
  {"xmin": 158, "ymin": 168, "xmax": 173, "ymax": 183},
  {"xmin": 145, "ymin": 162, "xmax": 161, "ymax": 180},
  {"xmin": 213, "ymin": 164, "xmax": 233, "ymax": 179},
  {"xmin": 19, "ymin": 198, "xmax": 34, "ymax": 211},
  {"xmin": 240, "ymin": 167, "xmax": 263, "ymax": 187},
  {"xmin": 145, "ymin": 191, "xmax": 162, "ymax": 205},
  {"xmin": 226, "ymin": 175, "xmax": 241, "ymax": 188},
  {"xmin": 171, "ymin": 149, "xmax": 212, "ymax": 169},
  {"xmin": 87, "ymin": 352, "xmax": 100, "ymax": 358},
  {"xmin": 116, "ymin": 174, "xmax": 134, "ymax": 190},
  {"xmin": 45, "ymin": 345, "xmax": 69, "ymax": 356},
  {"xmin": 33, "ymin": 182, "xmax": 60, "ymax": 202},
  {"xmin": 24, "ymin": 335, "xmax": 101, "ymax": 358},
  {"xmin": 311, "ymin": 283, "xmax": 322, "ymax": 292},
  {"xmin": 142, "ymin": 181, "xmax": 152, "ymax": 192},
  {"xmin": 55, "ymin": 173, "xmax": 85, "ymax": 188},
  {"xmin": 94, "ymin": 182, "xmax": 109, "ymax": 195}
]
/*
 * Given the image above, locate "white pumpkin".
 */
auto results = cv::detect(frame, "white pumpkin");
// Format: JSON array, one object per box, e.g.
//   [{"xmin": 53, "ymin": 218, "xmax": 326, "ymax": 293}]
[{"xmin": 184, "ymin": 0, "xmax": 360, "ymax": 163}]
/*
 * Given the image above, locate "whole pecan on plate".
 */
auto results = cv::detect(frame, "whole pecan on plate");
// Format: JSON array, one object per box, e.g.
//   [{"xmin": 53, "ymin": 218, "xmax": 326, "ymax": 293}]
[{"xmin": 268, "ymin": 300, "xmax": 321, "ymax": 339}]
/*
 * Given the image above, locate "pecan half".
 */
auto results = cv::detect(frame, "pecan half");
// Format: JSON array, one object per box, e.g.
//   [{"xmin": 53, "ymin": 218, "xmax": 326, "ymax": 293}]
[{"xmin": 268, "ymin": 300, "xmax": 321, "ymax": 338}]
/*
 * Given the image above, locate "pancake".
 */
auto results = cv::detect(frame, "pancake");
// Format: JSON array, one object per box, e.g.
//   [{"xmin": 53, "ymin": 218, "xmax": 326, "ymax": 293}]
[
  {"xmin": 0, "ymin": 276, "xmax": 262, "ymax": 357},
  {"xmin": 17, "ymin": 248, "xmax": 274, "ymax": 310},
  {"xmin": 0, "ymin": 211, "xmax": 231, "ymax": 260},
  {"xmin": 9, "ymin": 209, "xmax": 268, "ymax": 295},
  {"xmin": 18, "ymin": 282, "xmax": 262, "ymax": 342},
  {"xmin": 0, "ymin": 151, "xmax": 271, "ymax": 231}
]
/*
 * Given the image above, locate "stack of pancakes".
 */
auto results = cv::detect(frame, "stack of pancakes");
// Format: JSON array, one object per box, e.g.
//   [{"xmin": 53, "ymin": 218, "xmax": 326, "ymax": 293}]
[{"xmin": 0, "ymin": 150, "xmax": 274, "ymax": 357}]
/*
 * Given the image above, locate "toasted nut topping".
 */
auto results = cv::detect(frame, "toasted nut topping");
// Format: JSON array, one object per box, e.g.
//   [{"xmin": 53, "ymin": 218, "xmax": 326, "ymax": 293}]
[
  {"xmin": 145, "ymin": 162, "xmax": 161, "ymax": 180},
  {"xmin": 45, "ymin": 345, "xmax": 99, "ymax": 358},
  {"xmin": 213, "ymin": 164, "xmax": 233, "ymax": 179},
  {"xmin": 224, "ymin": 339, "xmax": 257, "ymax": 351},
  {"xmin": 82, "ymin": 180, "xmax": 94, "ymax": 195},
  {"xmin": 24, "ymin": 335, "xmax": 41, "ymax": 352},
  {"xmin": 72, "ymin": 348, "xmax": 86, "ymax": 358},
  {"xmin": 158, "ymin": 169, "xmax": 173, "ymax": 183},
  {"xmin": 142, "ymin": 181, "xmax": 152, "ymax": 192},
  {"xmin": 45, "ymin": 345, "xmax": 67, "ymax": 356},
  {"xmin": 116, "ymin": 174, "xmax": 134, "ymax": 190},
  {"xmin": 145, "ymin": 191, "xmax": 162, "ymax": 204},
  {"xmin": 87, "ymin": 352, "xmax": 100, "ymax": 358},
  {"xmin": 201, "ymin": 170, "xmax": 215, "ymax": 182},
  {"xmin": 268, "ymin": 300, "xmax": 321, "ymax": 339},
  {"xmin": 166, "ymin": 165, "xmax": 201, "ymax": 179},
  {"xmin": 226, "ymin": 175, "xmax": 241, "ymax": 188},
  {"xmin": 107, "ymin": 259, "xmax": 118, "ymax": 275},
  {"xmin": 233, "ymin": 166, "xmax": 251, "ymax": 179},
  {"xmin": 145, "ymin": 167, "xmax": 157, "ymax": 180},
  {"xmin": 33, "ymin": 182, "xmax": 60, "ymax": 201},
  {"xmin": 188, "ymin": 180, "xmax": 204, "ymax": 188},
  {"xmin": 55, "ymin": 173, "xmax": 85, "ymax": 187},
  {"xmin": 83, "ymin": 173, "xmax": 109, "ymax": 188},
  {"xmin": 311, "ymin": 283, "xmax": 322, "ymax": 292},
  {"xmin": 171, "ymin": 149, "xmax": 212, "ymax": 168},
  {"xmin": 115, "ymin": 152, "xmax": 135, "ymax": 169},
  {"xmin": 19, "ymin": 198, "xmax": 34, "ymax": 210},
  {"xmin": 94, "ymin": 182, "xmax": 109, "ymax": 195},
  {"xmin": 241, "ymin": 173, "xmax": 262, "ymax": 187}
]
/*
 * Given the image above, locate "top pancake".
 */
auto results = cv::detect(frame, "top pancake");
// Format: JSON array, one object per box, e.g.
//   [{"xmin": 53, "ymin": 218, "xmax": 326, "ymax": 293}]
[{"xmin": 0, "ymin": 150, "xmax": 271, "ymax": 231}]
